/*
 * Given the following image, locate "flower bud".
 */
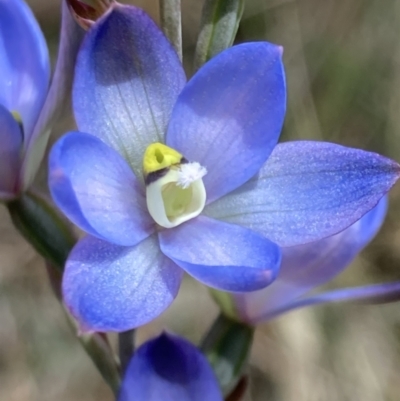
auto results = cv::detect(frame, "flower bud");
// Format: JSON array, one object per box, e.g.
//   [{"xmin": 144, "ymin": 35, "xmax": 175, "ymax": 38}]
[{"xmin": 67, "ymin": 0, "xmax": 114, "ymax": 30}]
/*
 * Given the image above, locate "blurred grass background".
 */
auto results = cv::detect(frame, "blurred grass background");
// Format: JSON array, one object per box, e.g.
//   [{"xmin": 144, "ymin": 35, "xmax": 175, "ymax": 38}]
[{"xmin": 1, "ymin": 0, "xmax": 400, "ymax": 400}]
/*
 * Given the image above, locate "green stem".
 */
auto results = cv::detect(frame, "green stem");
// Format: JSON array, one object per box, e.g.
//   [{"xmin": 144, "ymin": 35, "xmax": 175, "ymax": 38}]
[
  {"xmin": 67, "ymin": 311, "xmax": 121, "ymax": 395},
  {"xmin": 201, "ymin": 313, "xmax": 254, "ymax": 396},
  {"xmin": 48, "ymin": 261, "xmax": 121, "ymax": 395},
  {"xmin": 7, "ymin": 190, "xmax": 75, "ymax": 271},
  {"xmin": 118, "ymin": 329, "xmax": 136, "ymax": 376},
  {"xmin": 194, "ymin": 0, "xmax": 245, "ymax": 71},
  {"xmin": 160, "ymin": 0, "xmax": 182, "ymax": 60}
]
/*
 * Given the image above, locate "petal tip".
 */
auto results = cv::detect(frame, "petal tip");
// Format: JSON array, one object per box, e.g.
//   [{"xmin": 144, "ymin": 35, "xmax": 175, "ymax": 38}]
[{"xmin": 394, "ymin": 161, "xmax": 400, "ymax": 175}]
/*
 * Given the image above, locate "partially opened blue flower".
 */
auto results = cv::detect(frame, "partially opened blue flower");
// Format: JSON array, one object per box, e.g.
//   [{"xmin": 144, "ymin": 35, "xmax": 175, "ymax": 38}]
[
  {"xmin": 222, "ymin": 196, "xmax": 400, "ymax": 324},
  {"xmin": 0, "ymin": 0, "xmax": 49, "ymax": 200},
  {"xmin": 49, "ymin": 4, "xmax": 400, "ymax": 332},
  {"xmin": 118, "ymin": 333, "xmax": 222, "ymax": 401}
]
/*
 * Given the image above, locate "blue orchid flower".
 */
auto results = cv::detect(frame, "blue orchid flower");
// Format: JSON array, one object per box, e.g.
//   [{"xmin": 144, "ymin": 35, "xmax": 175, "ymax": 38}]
[
  {"xmin": 48, "ymin": 4, "xmax": 400, "ymax": 332},
  {"xmin": 118, "ymin": 333, "xmax": 222, "ymax": 401},
  {"xmin": 222, "ymin": 196, "xmax": 400, "ymax": 324},
  {"xmin": 0, "ymin": 0, "xmax": 50, "ymax": 200}
]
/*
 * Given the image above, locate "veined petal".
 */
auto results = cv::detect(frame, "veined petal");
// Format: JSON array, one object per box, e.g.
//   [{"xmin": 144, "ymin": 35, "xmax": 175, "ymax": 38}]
[
  {"xmin": 49, "ymin": 132, "xmax": 154, "ymax": 246},
  {"xmin": 63, "ymin": 235, "xmax": 183, "ymax": 332},
  {"xmin": 166, "ymin": 42, "xmax": 286, "ymax": 203},
  {"xmin": 231, "ymin": 197, "xmax": 387, "ymax": 324},
  {"xmin": 159, "ymin": 216, "xmax": 281, "ymax": 292},
  {"xmin": 0, "ymin": 0, "xmax": 50, "ymax": 138},
  {"xmin": 263, "ymin": 281, "xmax": 400, "ymax": 319},
  {"xmin": 73, "ymin": 4, "xmax": 186, "ymax": 177},
  {"xmin": 118, "ymin": 333, "xmax": 222, "ymax": 401},
  {"xmin": 205, "ymin": 141, "xmax": 400, "ymax": 247},
  {"xmin": 0, "ymin": 104, "xmax": 22, "ymax": 195}
]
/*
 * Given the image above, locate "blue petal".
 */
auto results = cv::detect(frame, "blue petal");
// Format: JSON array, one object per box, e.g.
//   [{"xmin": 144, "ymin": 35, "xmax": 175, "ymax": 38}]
[
  {"xmin": 73, "ymin": 4, "xmax": 186, "ymax": 176},
  {"xmin": 205, "ymin": 141, "xmax": 400, "ymax": 247},
  {"xmin": 0, "ymin": 104, "xmax": 22, "ymax": 196},
  {"xmin": 63, "ymin": 235, "xmax": 183, "ymax": 332},
  {"xmin": 0, "ymin": 0, "xmax": 50, "ymax": 138},
  {"xmin": 230, "ymin": 197, "xmax": 387, "ymax": 323},
  {"xmin": 118, "ymin": 333, "xmax": 223, "ymax": 401},
  {"xmin": 166, "ymin": 42, "xmax": 286, "ymax": 203},
  {"xmin": 265, "ymin": 281, "xmax": 400, "ymax": 318},
  {"xmin": 21, "ymin": 0, "xmax": 85, "ymax": 191},
  {"xmin": 159, "ymin": 216, "xmax": 281, "ymax": 292},
  {"xmin": 49, "ymin": 132, "xmax": 154, "ymax": 246}
]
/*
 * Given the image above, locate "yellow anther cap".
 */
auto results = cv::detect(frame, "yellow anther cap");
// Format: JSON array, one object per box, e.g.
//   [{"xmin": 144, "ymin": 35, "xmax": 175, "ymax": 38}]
[
  {"xmin": 143, "ymin": 143, "xmax": 207, "ymax": 228},
  {"xmin": 143, "ymin": 143, "xmax": 182, "ymax": 175}
]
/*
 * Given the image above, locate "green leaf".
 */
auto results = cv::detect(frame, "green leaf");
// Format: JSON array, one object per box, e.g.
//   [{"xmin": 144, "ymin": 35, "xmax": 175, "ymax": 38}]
[
  {"xmin": 194, "ymin": 0, "xmax": 245, "ymax": 71},
  {"xmin": 201, "ymin": 313, "xmax": 254, "ymax": 396},
  {"xmin": 7, "ymin": 190, "xmax": 76, "ymax": 272},
  {"xmin": 160, "ymin": 0, "xmax": 182, "ymax": 60}
]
